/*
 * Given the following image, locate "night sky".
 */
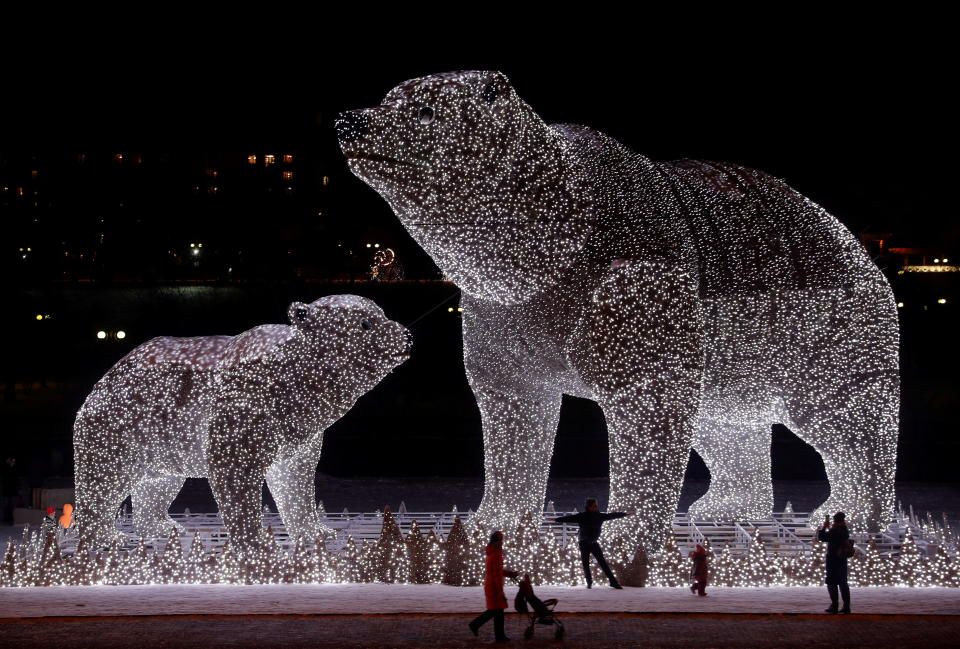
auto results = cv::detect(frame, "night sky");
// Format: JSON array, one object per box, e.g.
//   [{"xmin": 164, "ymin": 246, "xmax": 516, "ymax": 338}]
[
  {"xmin": 5, "ymin": 35, "xmax": 953, "ymax": 247},
  {"xmin": 2, "ymin": 31, "xmax": 956, "ymax": 483}
]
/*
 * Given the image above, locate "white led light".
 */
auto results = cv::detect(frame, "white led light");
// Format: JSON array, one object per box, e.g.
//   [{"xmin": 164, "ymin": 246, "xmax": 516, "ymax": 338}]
[
  {"xmin": 74, "ymin": 295, "xmax": 411, "ymax": 552},
  {"xmin": 340, "ymin": 70, "xmax": 900, "ymax": 553}
]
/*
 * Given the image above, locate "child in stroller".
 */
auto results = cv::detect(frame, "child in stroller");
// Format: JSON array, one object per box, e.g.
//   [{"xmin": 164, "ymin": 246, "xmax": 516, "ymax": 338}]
[{"xmin": 514, "ymin": 574, "xmax": 565, "ymax": 640}]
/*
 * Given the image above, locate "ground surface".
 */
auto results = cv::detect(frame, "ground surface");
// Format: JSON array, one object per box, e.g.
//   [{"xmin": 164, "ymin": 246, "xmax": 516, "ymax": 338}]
[
  {"xmin": 2, "ymin": 585, "xmax": 959, "ymax": 618},
  {"xmin": 1, "ymin": 612, "xmax": 958, "ymax": 648}
]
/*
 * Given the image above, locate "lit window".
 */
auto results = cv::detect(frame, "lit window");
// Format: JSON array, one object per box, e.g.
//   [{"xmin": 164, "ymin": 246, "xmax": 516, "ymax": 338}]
[
  {"xmin": 282, "ymin": 154, "xmax": 293, "ymax": 163},
  {"xmin": 206, "ymin": 168, "xmax": 218, "ymax": 178},
  {"xmin": 937, "ymin": 298, "xmax": 947, "ymax": 304},
  {"xmin": 208, "ymin": 186, "xmax": 219, "ymax": 194},
  {"xmin": 282, "ymin": 170, "xmax": 294, "ymax": 180},
  {"xmin": 896, "ymin": 302, "xmax": 904, "ymax": 308},
  {"xmin": 264, "ymin": 154, "xmax": 276, "ymax": 165},
  {"xmin": 114, "ymin": 153, "xmax": 124, "ymax": 163},
  {"xmin": 247, "ymin": 154, "xmax": 257, "ymax": 165},
  {"xmin": 322, "ymin": 176, "xmax": 330, "ymax": 186},
  {"xmin": 77, "ymin": 153, "xmax": 87, "ymax": 164},
  {"xmin": 30, "ymin": 170, "xmax": 39, "ymax": 179},
  {"xmin": 35, "ymin": 314, "xmax": 43, "ymax": 321}
]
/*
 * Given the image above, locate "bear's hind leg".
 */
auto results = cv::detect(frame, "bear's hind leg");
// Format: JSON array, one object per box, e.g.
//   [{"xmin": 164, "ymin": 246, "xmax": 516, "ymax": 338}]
[
  {"xmin": 783, "ymin": 371, "xmax": 898, "ymax": 533},
  {"xmin": 688, "ymin": 419, "xmax": 774, "ymax": 521},
  {"xmin": 131, "ymin": 475, "xmax": 186, "ymax": 538}
]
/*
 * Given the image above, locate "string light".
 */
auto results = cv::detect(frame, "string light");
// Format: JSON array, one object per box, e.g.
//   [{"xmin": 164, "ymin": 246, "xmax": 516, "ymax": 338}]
[
  {"xmin": 3, "ymin": 506, "xmax": 958, "ymax": 588},
  {"xmin": 73, "ymin": 295, "xmax": 412, "ymax": 552},
  {"xmin": 337, "ymin": 69, "xmax": 901, "ymax": 553}
]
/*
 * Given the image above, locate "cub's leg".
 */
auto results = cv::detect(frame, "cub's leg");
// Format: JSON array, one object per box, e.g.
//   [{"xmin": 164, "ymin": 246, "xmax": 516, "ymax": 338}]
[
  {"xmin": 688, "ymin": 419, "xmax": 774, "ymax": 520},
  {"xmin": 74, "ymin": 412, "xmax": 134, "ymax": 547},
  {"xmin": 575, "ymin": 261, "xmax": 704, "ymax": 553},
  {"xmin": 470, "ymin": 385, "xmax": 562, "ymax": 533},
  {"xmin": 131, "ymin": 475, "xmax": 186, "ymax": 538},
  {"xmin": 266, "ymin": 435, "xmax": 333, "ymax": 542},
  {"xmin": 207, "ymin": 381, "xmax": 272, "ymax": 553}
]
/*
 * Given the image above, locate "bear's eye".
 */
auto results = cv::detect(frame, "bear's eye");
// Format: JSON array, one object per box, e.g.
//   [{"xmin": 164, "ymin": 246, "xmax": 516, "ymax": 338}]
[
  {"xmin": 482, "ymin": 83, "xmax": 499, "ymax": 104},
  {"xmin": 418, "ymin": 107, "xmax": 435, "ymax": 125},
  {"xmin": 360, "ymin": 318, "xmax": 372, "ymax": 331}
]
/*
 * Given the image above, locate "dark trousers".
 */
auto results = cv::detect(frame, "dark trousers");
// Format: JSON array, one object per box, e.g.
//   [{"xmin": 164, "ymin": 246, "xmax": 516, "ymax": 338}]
[
  {"xmin": 827, "ymin": 583, "xmax": 850, "ymax": 610},
  {"xmin": 692, "ymin": 575, "xmax": 707, "ymax": 595},
  {"xmin": 579, "ymin": 540, "xmax": 619, "ymax": 586},
  {"xmin": 470, "ymin": 608, "xmax": 506, "ymax": 640}
]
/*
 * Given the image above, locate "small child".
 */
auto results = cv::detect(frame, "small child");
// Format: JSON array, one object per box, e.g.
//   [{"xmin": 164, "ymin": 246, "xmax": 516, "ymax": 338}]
[{"xmin": 689, "ymin": 544, "xmax": 709, "ymax": 596}]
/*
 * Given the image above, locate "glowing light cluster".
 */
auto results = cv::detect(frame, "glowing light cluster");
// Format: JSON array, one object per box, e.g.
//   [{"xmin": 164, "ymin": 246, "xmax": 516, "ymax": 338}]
[
  {"xmin": 73, "ymin": 295, "xmax": 411, "ymax": 552},
  {"xmin": 3, "ymin": 509, "xmax": 958, "ymax": 589},
  {"xmin": 338, "ymin": 70, "xmax": 900, "ymax": 550}
]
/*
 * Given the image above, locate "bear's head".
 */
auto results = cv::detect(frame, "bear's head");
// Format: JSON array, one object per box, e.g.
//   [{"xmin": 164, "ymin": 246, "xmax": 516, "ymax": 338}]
[
  {"xmin": 337, "ymin": 71, "xmax": 593, "ymax": 305},
  {"xmin": 284, "ymin": 295, "xmax": 411, "ymax": 394}
]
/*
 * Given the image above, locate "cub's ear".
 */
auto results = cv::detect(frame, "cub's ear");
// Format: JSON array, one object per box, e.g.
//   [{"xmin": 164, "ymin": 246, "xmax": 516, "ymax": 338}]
[{"xmin": 287, "ymin": 302, "xmax": 311, "ymax": 326}]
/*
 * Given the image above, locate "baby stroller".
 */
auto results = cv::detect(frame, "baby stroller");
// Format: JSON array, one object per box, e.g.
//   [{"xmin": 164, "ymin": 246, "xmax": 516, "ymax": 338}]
[{"xmin": 514, "ymin": 574, "xmax": 565, "ymax": 640}]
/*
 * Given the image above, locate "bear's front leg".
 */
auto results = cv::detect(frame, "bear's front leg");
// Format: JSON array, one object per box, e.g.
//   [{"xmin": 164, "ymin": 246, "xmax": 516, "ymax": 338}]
[
  {"xmin": 576, "ymin": 261, "xmax": 704, "ymax": 554},
  {"xmin": 266, "ymin": 434, "xmax": 333, "ymax": 542},
  {"xmin": 207, "ymin": 403, "xmax": 272, "ymax": 555},
  {"xmin": 471, "ymin": 384, "xmax": 562, "ymax": 533}
]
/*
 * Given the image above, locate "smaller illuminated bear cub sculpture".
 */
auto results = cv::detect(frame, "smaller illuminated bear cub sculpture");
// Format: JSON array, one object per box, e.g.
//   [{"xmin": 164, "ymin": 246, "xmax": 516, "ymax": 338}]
[{"xmin": 74, "ymin": 295, "xmax": 411, "ymax": 550}]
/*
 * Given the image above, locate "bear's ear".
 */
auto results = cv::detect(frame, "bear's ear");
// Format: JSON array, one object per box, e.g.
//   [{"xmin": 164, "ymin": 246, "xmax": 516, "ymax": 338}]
[
  {"xmin": 287, "ymin": 302, "xmax": 311, "ymax": 327},
  {"xmin": 480, "ymin": 71, "xmax": 512, "ymax": 105}
]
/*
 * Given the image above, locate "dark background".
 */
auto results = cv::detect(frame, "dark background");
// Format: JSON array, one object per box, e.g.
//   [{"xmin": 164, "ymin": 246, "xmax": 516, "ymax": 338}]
[{"xmin": 1, "ymin": 30, "xmax": 956, "ymax": 490}]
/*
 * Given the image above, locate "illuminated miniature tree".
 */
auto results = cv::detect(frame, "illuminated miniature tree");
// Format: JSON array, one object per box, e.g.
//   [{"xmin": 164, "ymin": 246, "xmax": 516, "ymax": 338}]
[
  {"xmin": 535, "ymin": 526, "xmax": 568, "ymax": 586},
  {"xmin": 341, "ymin": 70, "xmax": 900, "ymax": 552},
  {"xmin": 649, "ymin": 530, "xmax": 686, "ymax": 587},
  {"xmin": 506, "ymin": 511, "xmax": 540, "ymax": 580},
  {"xmin": 406, "ymin": 520, "xmax": 432, "ymax": 584},
  {"xmin": 442, "ymin": 516, "xmax": 476, "ymax": 586},
  {"xmin": 376, "ymin": 507, "xmax": 410, "ymax": 584},
  {"xmin": 861, "ymin": 537, "xmax": 893, "ymax": 587},
  {"xmin": 710, "ymin": 544, "xmax": 737, "ymax": 587},
  {"xmin": 929, "ymin": 545, "xmax": 959, "ymax": 588},
  {"xmin": 619, "ymin": 546, "xmax": 650, "ymax": 588},
  {"xmin": 897, "ymin": 533, "xmax": 930, "ymax": 587}
]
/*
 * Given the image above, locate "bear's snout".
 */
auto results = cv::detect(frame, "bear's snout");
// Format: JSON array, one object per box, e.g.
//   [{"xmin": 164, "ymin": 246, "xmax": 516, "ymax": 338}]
[{"xmin": 335, "ymin": 110, "xmax": 369, "ymax": 143}]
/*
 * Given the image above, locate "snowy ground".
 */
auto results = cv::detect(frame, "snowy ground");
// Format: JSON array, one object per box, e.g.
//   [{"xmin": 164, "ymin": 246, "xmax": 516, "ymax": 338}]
[{"xmin": 1, "ymin": 584, "xmax": 959, "ymax": 619}]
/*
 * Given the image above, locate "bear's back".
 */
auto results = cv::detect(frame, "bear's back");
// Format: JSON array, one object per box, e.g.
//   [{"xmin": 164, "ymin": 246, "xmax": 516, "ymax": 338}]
[{"xmin": 554, "ymin": 124, "xmax": 886, "ymax": 299}]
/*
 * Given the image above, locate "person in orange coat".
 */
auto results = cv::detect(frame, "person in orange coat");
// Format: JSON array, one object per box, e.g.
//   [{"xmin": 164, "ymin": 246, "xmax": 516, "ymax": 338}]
[{"xmin": 469, "ymin": 530, "xmax": 518, "ymax": 642}]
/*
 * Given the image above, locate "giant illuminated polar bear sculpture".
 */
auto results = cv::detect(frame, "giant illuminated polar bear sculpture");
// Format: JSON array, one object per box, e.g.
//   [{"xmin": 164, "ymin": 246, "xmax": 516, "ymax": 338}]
[
  {"xmin": 74, "ymin": 295, "xmax": 412, "ymax": 550},
  {"xmin": 337, "ymin": 71, "xmax": 899, "ymax": 551}
]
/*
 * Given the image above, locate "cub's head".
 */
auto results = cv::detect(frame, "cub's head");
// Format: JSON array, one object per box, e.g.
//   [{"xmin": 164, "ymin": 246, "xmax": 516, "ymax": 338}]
[
  {"xmin": 286, "ymin": 295, "xmax": 411, "ymax": 391},
  {"xmin": 337, "ymin": 71, "xmax": 592, "ymax": 305}
]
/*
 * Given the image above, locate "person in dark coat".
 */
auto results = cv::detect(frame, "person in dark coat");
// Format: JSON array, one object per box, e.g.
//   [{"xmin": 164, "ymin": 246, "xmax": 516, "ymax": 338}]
[
  {"xmin": 689, "ymin": 543, "xmax": 709, "ymax": 596},
  {"xmin": 553, "ymin": 498, "xmax": 635, "ymax": 589},
  {"xmin": 817, "ymin": 511, "xmax": 851, "ymax": 613},
  {"xmin": 469, "ymin": 530, "xmax": 518, "ymax": 642}
]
